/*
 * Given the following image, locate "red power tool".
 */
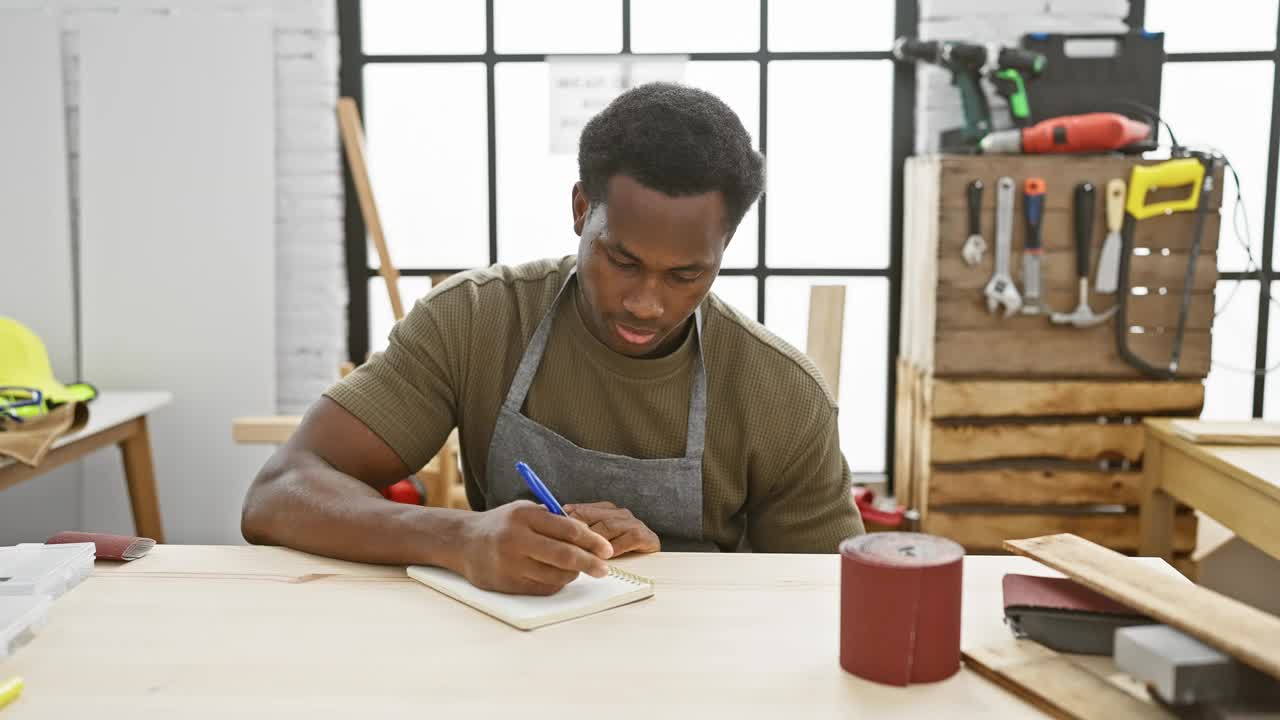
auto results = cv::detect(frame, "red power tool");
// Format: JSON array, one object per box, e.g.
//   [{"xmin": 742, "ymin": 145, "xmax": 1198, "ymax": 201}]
[{"xmin": 979, "ymin": 112, "xmax": 1151, "ymax": 154}]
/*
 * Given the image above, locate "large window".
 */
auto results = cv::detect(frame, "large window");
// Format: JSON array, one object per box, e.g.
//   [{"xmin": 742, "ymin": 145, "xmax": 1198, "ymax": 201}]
[
  {"xmin": 340, "ymin": 2, "xmax": 1280, "ymax": 480},
  {"xmin": 1143, "ymin": 0, "xmax": 1280, "ymax": 419},
  {"xmin": 340, "ymin": 1, "xmax": 913, "ymax": 477}
]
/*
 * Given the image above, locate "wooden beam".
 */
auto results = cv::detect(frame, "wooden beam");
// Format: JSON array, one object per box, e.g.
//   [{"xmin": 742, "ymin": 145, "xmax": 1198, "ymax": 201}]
[
  {"xmin": 232, "ymin": 416, "xmax": 303, "ymax": 445},
  {"xmin": 893, "ymin": 358, "xmax": 915, "ymax": 509},
  {"xmin": 928, "ymin": 467, "xmax": 1142, "ymax": 507},
  {"xmin": 932, "ymin": 379, "xmax": 1204, "ymax": 419},
  {"xmin": 925, "ymin": 511, "xmax": 1196, "ymax": 553},
  {"xmin": 935, "ymin": 290, "xmax": 1214, "ymax": 333},
  {"xmin": 1006, "ymin": 533, "xmax": 1280, "ymax": 681},
  {"xmin": 806, "ymin": 285, "xmax": 845, "ymax": 398},
  {"xmin": 913, "ymin": 370, "xmax": 934, "ymax": 512},
  {"xmin": 938, "ymin": 206, "xmax": 1221, "ymax": 256},
  {"xmin": 337, "ymin": 97, "xmax": 403, "ymax": 321},
  {"xmin": 937, "ymin": 250, "xmax": 1217, "ymax": 294},
  {"xmin": 931, "ymin": 422, "xmax": 1146, "ymax": 464},
  {"xmin": 934, "ymin": 327, "xmax": 1211, "ymax": 379},
  {"xmin": 964, "ymin": 638, "xmax": 1169, "ymax": 720}
]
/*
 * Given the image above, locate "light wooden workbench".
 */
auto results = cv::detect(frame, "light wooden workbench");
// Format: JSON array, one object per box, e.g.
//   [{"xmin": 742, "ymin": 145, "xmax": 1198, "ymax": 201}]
[
  {"xmin": 1140, "ymin": 418, "xmax": 1280, "ymax": 561},
  {"xmin": 0, "ymin": 546, "xmax": 1176, "ymax": 718}
]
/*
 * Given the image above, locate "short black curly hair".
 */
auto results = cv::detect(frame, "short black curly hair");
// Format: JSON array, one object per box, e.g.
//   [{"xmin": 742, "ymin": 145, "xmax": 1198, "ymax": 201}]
[{"xmin": 578, "ymin": 82, "xmax": 765, "ymax": 236}]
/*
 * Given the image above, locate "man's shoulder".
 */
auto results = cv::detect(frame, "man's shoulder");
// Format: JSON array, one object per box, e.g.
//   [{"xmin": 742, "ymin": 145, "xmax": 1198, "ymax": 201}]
[
  {"xmin": 431, "ymin": 257, "xmax": 572, "ymax": 298},
  {"xmin": 414, "ymin": 256, "xmax": 574, "ymax": 317},
  {"xmin": 703, "ymin": 294, "xmax": 836, "ymax": 410}
]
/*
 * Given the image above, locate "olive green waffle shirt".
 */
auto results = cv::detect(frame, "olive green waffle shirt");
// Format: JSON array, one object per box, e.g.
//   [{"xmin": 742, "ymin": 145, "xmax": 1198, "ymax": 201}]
[{"xmin": 325, "ymin": 257, "xmax": 864, "ymax": 552}]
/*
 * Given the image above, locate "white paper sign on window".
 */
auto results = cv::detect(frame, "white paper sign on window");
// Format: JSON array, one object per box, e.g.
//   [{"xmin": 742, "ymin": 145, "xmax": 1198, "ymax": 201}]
[{"xmin": 548, "ymin": 55, "xmax": 687, "ymax": 154}]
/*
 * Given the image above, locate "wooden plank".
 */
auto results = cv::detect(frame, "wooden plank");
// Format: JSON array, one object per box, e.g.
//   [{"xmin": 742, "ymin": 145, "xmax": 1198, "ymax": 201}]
[
  {"xmin": 931, "ymin": 422, "xmax": 1146, "ymax": 464},
  {"xmin": 963, "ymin": 638, "xmax": 1171, "ymax": 720},
  {"xmin": 232, "ymin": 416, "xmax": 303, "ymax": 445},
  {"xmin": 338, "ymin": 97, "xmax": 403, "ymax": 321},
  {"xmin": 928, "ymin": 466, "xmax": 1142, "ymax": 507},
  {"xmin": 921, "ymin": 157, "xmax": 942, "ymax": 371},
  {"xmin": 926, "ymin": 511, "xmax": 1197, "ymax": 553},
  {"xmin": 938, "ymin": 250, "xmax": 1218, "ymax": 294},
  {"xmin": 893, "ymin": 358, "xmax": 916, "ymax": 510},
  {"xmin": 932, "ymin": 379, "xmax": 1205, "ymax": 418},
  {"xmin": 938, "ymin": 207, "xmax": 1220, "ymax": 258},
  {"xmin": 1006, "ymin": 533, "xmax": 1280, "ymax": 681},
  {"xmin": 938, "ymin": 156, "xmax": 1226, "ymax": 213},
  {"xmin": 935, "ymin": 290, "xmax": 1214, "ymax": 332},
  {"xmin": 805, "ymin": 285, "xmax": 846, "ymax": 398},
  {"xmin": 934, "ymin": 327, "xmax": 1211, "ymax": 379},
  {"xmin": 1168, "ymin": 419, "xmax": 1280, "ymax": 445},
  {"xmin": 914, "ymin": 370, "xmax": 935, "ymax": 514}
]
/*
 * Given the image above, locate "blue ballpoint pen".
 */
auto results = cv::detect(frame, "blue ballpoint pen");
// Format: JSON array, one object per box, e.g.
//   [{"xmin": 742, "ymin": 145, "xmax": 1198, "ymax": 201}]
[{"xmin": 515, "ymin": 461, "xmax": 566, "ymax": 516}]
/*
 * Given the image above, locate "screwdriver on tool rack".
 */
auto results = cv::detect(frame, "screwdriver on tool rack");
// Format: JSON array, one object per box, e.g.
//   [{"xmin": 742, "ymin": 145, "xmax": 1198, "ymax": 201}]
[{"xmin": 1020, "ymin": 178, "xmax": 1047, "ymax": 315}]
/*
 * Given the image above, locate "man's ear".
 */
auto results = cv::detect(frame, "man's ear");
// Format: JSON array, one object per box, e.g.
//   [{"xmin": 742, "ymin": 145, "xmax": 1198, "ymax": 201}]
[{"xmin": 572, "ymin": 182, "xmax": 590, "ymax": 236}]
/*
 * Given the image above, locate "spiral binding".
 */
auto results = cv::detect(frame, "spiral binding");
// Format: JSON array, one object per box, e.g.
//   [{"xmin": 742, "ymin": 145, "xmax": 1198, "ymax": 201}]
[{"xmin": 607, "ymin": 565, "xmax": 654, "ymax": 586}]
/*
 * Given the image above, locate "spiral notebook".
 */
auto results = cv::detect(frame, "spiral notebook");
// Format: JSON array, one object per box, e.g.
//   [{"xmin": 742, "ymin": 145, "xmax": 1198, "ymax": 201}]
[{"xmin": 406, "ymin": 564, "xmax": 655, "ymax": 630}]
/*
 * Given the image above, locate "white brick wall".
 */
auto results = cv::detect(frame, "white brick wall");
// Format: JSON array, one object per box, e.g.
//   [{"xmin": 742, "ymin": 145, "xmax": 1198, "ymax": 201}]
[
  {"xmin": 4, "ymin": 0, "xmax": 344, "ymax": 413},
  {"xmin": 914, "ymin": 0, "xmax": 1130, "ymax": 153}
]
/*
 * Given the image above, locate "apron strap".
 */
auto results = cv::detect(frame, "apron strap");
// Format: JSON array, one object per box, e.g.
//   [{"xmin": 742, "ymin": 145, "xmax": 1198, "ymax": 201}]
[
  {"xmin": 501, "ymin": 273, "xmax": 574, "ymax": 413},
  {"xmin": 683, "ymin": 306, "xmax": 707, "ymax": 460},
  {"xmin": 501, "ymin": 270, "xmax": 709, "ymax": 464}
]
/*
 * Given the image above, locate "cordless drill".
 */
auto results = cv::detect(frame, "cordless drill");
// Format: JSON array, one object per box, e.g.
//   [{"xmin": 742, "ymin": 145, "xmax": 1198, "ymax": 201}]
[{"xmin": 892, "ymin": 37, "xmax": 1046, "ymax": 151}]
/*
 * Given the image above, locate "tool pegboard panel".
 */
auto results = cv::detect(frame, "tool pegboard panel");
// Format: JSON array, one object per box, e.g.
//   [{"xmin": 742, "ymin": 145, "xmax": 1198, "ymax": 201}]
[{"xmin": 901, "ymin": 154, "xmax": 1224, "ymax": 379}]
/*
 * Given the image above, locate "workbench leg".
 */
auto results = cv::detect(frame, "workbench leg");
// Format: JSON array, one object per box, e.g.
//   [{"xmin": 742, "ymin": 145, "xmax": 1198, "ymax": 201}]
[
  {"xmin": 1139, "ymin": 433, "xmax": 1175, "ymax": 560},
  {"xmin": 119, "ymin": 417, "xmax": 166, "ymax": 543}
]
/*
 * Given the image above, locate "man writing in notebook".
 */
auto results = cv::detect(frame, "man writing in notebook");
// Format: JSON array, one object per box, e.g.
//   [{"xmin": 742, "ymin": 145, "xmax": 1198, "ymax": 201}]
[{"xmin": 242, "ymin": 83, "xmax": 864, "ymax": 595}]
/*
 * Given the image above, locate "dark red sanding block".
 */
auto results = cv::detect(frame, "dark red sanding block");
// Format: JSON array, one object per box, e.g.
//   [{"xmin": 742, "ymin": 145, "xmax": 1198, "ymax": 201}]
[{"xmin": 46, "ymin": 531, "xmax": 156, "ymax": 561}]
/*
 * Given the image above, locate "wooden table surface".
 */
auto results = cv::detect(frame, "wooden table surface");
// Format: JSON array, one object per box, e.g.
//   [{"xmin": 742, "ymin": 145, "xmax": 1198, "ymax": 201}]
[
  {"xmin": 0, "ymin": 546, "xmax": 1174, "ymax": 719},
  {"xmin": 1141, "ymin": 418, "xmax": 1280, "ymax": 560}
]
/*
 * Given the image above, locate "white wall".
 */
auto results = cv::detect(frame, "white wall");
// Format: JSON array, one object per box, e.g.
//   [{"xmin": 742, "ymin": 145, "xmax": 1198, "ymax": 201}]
[
  {"xmin": 0, "ymin": 12, "xmax": 81, "ymax": 544},
  {"xmin": 0, "ymin": 0, "xmax": 343, "ymax": 544},
  {"xmin": 2, "ymin": 0, "xmax": 344, "ymax": 413},
  {"xmin": 77, "ymin": 14, "xmax": 276, "ymax": 544}
]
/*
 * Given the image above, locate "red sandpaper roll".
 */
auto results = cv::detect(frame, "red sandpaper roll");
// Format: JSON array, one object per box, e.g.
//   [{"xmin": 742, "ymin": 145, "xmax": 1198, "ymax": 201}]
[{"xmin": 840, "ymin": 532, "xmax": 965, "ymax": 686}]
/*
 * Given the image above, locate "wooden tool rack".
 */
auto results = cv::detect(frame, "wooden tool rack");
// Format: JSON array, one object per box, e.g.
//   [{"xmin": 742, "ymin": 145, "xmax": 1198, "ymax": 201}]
[{"xmin": 896, "ymin": 155, "xmax": 1224, "ymax": 573}]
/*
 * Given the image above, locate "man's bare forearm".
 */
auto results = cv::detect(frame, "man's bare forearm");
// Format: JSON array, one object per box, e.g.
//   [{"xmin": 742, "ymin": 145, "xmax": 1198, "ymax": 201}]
[{"xmin": 241, "ymin": 448, "xmax": 472, "ymax": 569}]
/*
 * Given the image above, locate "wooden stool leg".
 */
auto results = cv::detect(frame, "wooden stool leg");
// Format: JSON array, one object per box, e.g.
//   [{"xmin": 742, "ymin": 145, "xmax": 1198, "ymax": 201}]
[{"xmin": 119, "ymin": 417, "xmax": 166, "ymax": 542}]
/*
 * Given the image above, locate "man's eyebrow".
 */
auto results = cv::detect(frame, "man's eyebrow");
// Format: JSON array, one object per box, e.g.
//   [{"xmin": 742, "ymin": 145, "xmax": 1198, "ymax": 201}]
[
  {"xmin": 611, "ymin": 240, "xmax": 712, "ymax": 272},
  {"xmin": 611, "ymin": 240, "xmax": 641, "ymax": 262}
]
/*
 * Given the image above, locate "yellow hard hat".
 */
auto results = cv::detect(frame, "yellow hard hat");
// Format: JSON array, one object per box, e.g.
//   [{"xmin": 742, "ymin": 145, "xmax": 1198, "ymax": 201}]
[{"xmin": 0, "ymin": 317, "xmax": 96, "ymax": 418}]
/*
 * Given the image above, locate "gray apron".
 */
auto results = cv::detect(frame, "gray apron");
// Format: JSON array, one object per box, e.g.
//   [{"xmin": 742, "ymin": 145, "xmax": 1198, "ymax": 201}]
[{"xmin": 484, "ymin": 271, "xmax": 714, "ymax": 552}]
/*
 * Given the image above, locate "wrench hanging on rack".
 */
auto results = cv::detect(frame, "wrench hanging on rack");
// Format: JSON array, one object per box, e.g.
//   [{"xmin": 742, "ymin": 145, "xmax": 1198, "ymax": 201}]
[{"xmin": 984, "ymin": 176, "xmax": 1022, "ymax": 316}]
